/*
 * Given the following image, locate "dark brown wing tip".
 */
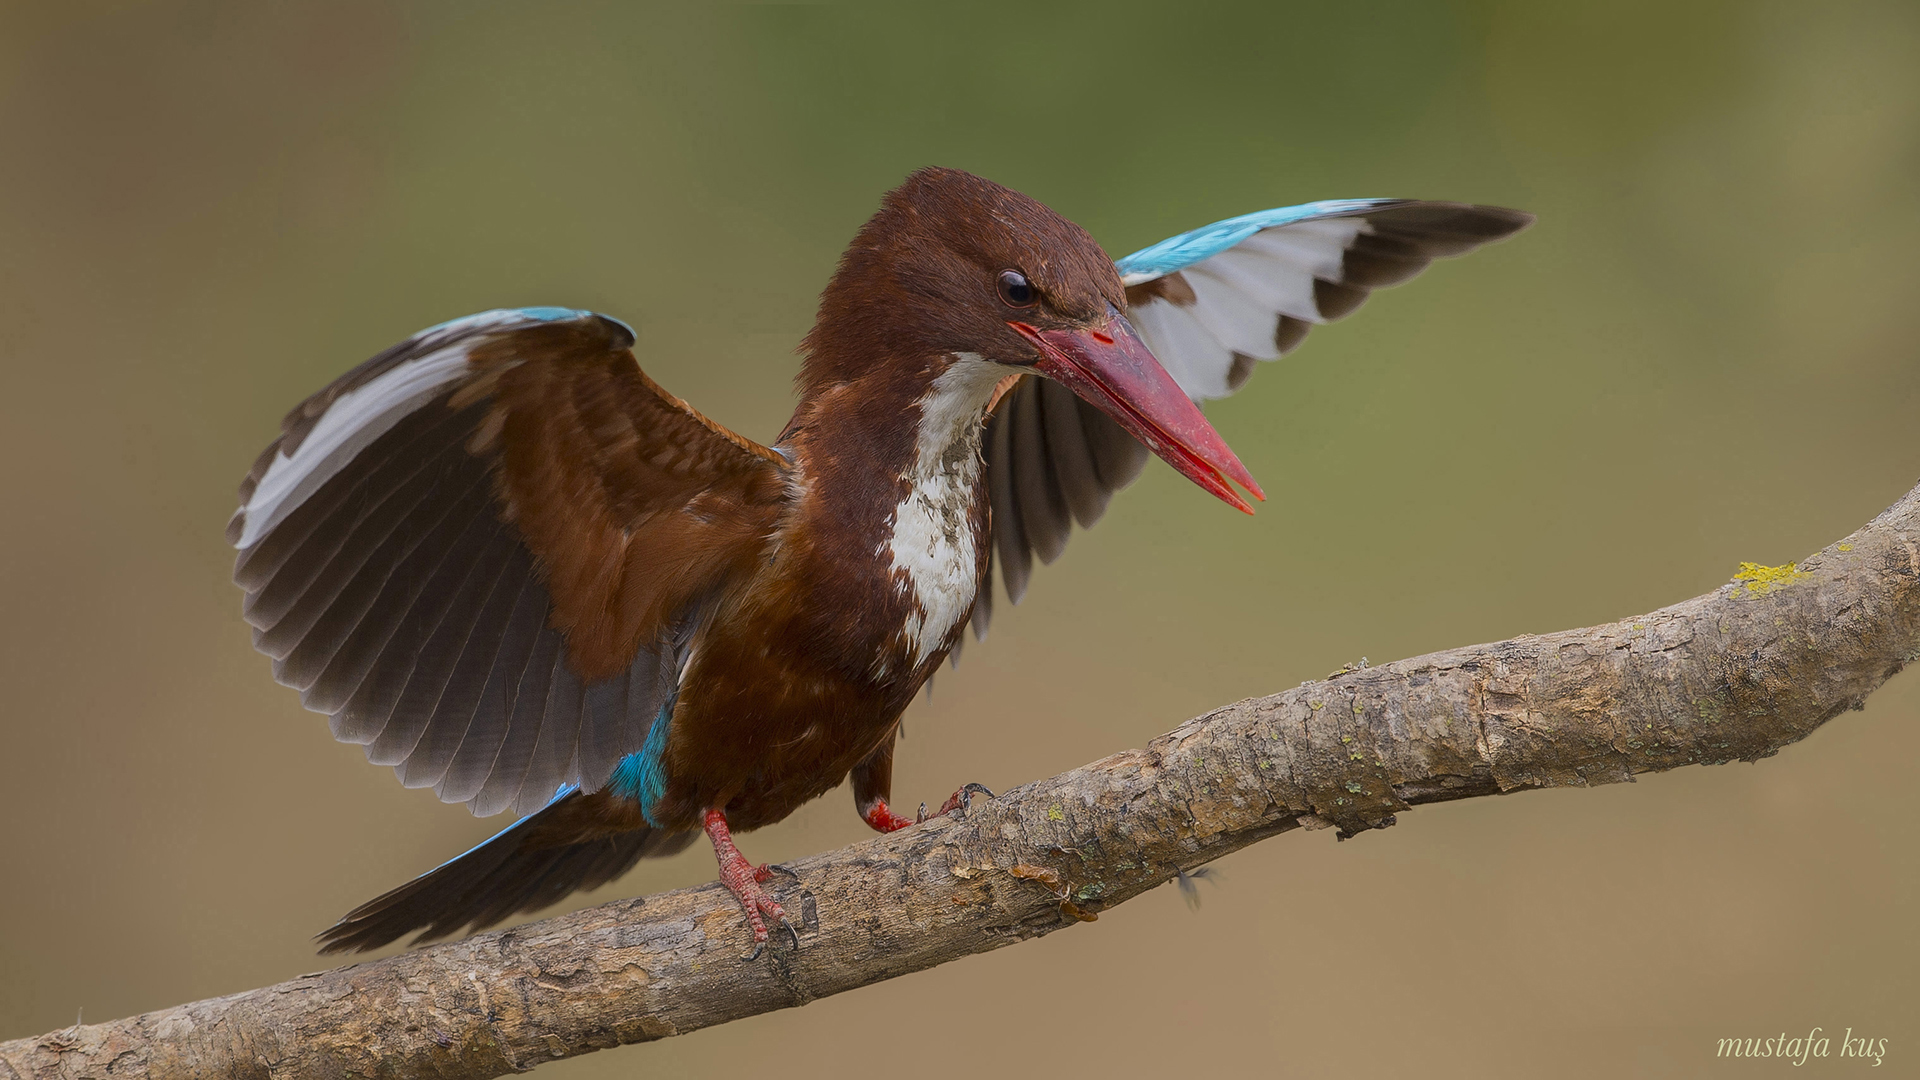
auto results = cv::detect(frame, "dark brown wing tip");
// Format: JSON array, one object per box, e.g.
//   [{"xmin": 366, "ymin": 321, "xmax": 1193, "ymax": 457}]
[
  {"xmin": 1459, "ymin": 204, "xmax": 1535, "ymax": 241},
  {"xmin": 590, "ymin": 312, "xmax": 636, "ymax": 349},
  {"xmin": 1374, "ymin": 202, "xmax": 1535, "ymax": 244}
]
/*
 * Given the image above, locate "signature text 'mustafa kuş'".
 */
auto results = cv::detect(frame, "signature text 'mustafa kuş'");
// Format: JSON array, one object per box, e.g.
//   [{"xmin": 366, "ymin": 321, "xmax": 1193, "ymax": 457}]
[{"xmin": 1717, "ymin": 1028, "xmax": 1888, "ymax": 1066}]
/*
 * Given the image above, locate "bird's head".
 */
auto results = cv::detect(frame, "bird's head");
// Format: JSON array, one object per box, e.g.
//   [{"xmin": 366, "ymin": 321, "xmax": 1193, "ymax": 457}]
[{"xmin": 803, "ymin": 167, "xmax": 1263, "ymax": 512}]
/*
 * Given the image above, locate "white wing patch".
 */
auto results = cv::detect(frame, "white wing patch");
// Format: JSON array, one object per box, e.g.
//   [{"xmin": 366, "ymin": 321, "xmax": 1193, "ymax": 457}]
[
  {"xmin": 1181, "ymin": 267, "xmax": 1289, "ymax": 357},
  {"xmin": 1128, "ymin": 300, "xmax": 1235, "ymax": 400},
  {"xmin": 1237, "ymin": 218, "xmax": 1364, "ymax": 281},
  {"xmin": 1128, "ymin": 217, "xmax": 1369, "ymax": 402},
  {"xmin": 237, "ymin": 346, "xmax": 471, "ymax": 548},
  {"xmin": 234, "ymin": 310, "xmax": 532, "ymax": 549}
]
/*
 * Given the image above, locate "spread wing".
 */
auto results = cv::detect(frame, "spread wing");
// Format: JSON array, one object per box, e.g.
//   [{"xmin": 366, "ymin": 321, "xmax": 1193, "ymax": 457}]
[
  {"xmin": 1119, "ymin": 199, "xmax": 1534, "ymax": 399},
  {"xmin": 230, "ymin": 308, "xmax": 788, "ymax": 818},
  {"xmin": 977, "ymin": 200, "xmax": 1531, "ymax": 621}
]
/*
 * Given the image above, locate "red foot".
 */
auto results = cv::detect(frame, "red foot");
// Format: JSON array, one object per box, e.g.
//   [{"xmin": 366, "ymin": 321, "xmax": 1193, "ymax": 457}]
[
  {"xmin": 861, "ymin": 784, "xmax": 995, "ymax": 833},
  {"xmin": 862, "ymin": 799, "xmax": 916, "ymax": 833},
  {"xmin": 923, "ymin": 782, "xmax": 994, "ymax": 822},
  {"xmin": 703, "ymin": 809, "xmax": 788, "ymax": 954}
]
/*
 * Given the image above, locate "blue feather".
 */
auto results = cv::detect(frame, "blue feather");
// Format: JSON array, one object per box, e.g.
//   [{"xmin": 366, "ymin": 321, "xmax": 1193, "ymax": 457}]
[
  {"xmin": 424, "ymin": 783, "xmax": 580, "ymax": 873},
  {"xmin": 1113, "ymin": 198, "xmax": 1399, "ymax": 284},
  {"xmin": 608, "ymin": 701, "xmax": 676, "ymax": 826},
  {"xmin": 515, "ymin": 305, "xmax": 590, "ymax": 322},
  {"xmin": 406, "ymin": 307, "xmax": 636, "ymax": 345},
  {"xmin": 516, "ymin": 307, "xmax": 637, "ymax": 344}
]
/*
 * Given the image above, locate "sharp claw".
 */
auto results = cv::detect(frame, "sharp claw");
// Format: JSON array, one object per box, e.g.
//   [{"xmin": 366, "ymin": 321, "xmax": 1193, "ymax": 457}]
[
  {"xmin": 743, "ymin": 940, "xmax": 765, "ymax": 962},
  {"xmin": 915, "ymin": 801, "xmax": 929, "ymax": 824},
  {"xmin": 783, "ymin": 920, "xmax": 802, "ymax": 949},
  {"xmin": 766, "ymin": 862, "xmax": 801, "ymax": 881},
  {"xmin": 937, "ymin": 782, "xmax": 997, "ymax": 817}
]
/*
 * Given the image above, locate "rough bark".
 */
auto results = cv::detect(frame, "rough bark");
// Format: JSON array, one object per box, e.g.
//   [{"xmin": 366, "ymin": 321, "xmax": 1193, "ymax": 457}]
[{"xmin": 9, "ymin": 479, "xmax": 1920, "ymax": 1080}]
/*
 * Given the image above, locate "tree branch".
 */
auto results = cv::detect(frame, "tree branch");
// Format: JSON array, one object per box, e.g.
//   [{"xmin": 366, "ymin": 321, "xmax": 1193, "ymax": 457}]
[{"xmin": 10, "ymin": 479, "xmax": 1920, "ymax": 1080}]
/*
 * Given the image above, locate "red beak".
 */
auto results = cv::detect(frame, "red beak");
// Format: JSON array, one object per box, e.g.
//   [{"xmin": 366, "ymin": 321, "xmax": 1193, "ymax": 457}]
[{"xmin": 1011, "ymin": 310, "xmax": 1264, "ymax": 513}]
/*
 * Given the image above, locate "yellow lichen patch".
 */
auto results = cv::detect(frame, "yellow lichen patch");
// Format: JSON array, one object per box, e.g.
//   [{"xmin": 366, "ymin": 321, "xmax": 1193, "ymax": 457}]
[{"xmin": 1733, "ymin": 561, "xmax": 1810, "ymax": 596}]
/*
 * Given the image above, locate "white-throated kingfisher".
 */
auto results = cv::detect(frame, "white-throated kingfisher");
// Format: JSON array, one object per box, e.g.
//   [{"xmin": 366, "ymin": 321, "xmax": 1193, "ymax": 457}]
[{"xmin": 228, "ymin": 168, "xmax": 1529, "ymax": 954}]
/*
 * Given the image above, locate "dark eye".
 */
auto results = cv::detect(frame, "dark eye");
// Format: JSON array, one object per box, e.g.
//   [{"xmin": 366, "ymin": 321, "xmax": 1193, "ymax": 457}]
[{"xmin": 996, "ymin": 269, "xmax": 1037, "ymax": 308}]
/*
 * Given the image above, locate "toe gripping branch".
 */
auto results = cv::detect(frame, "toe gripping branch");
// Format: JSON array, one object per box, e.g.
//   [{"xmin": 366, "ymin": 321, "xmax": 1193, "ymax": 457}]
[
  {"xmin": 702, "ymin": 809, "xmax": 799, "ymax": 960},
  {"xmin": 862, "ymin": 783, "xmax": 996, "ymax": 833},
  {"xmin": 919, "ymin": 782, "xmax": 994, "ymax": 823},
  {"xmin": 711, "ymin": 785, "xmax": 996, "ymax": 960}
]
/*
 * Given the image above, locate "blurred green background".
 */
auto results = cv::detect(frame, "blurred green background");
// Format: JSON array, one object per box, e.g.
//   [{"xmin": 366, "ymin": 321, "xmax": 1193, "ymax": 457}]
[{"xmin": 3, "ymin": 2, "xmax": 1917, "ymax": 1075}]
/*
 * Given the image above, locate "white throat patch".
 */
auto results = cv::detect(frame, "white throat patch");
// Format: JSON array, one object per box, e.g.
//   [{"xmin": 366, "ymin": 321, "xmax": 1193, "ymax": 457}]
[{"xmin": 885, "ymin": 353, "xmax": 1013, "ymax": 666}]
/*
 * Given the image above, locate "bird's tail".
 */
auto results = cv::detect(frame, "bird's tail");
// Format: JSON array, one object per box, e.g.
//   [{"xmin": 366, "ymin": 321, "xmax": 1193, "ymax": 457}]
[{"xmin": 316, "ymin": 788, "xmax": 695, "ymax": 954}]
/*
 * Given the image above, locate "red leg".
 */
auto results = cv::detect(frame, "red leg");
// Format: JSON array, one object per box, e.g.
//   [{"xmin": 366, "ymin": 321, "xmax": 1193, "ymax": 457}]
[
  {"xmin": 703, "ymin": 809, "xmax": 789, "ymax": 956},
  {"xmin": 862, "ymin": 798, "xmax": 916, "ymax": 833}
]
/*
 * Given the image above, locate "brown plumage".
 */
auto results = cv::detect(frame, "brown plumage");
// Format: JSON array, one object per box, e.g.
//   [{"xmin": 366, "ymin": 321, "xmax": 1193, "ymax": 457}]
[
  {"xmin": 475, "ymin": 322, "xmax": 788, "ymax": 682},
  {"xmin": 228, "ymin": 167, "xmax": 1529, "ymax": 954}
]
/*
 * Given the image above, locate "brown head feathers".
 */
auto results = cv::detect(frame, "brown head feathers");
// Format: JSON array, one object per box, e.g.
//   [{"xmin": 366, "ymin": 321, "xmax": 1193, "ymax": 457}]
[{"xmin": 798, "ymin": 167, "xmax": 1125, "ymax": 396}]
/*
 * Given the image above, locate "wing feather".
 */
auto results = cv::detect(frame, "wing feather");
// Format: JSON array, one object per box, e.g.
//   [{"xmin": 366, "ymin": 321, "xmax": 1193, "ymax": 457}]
[
  {"xmin": 303, "ymin": 467, "xmax": 499, "ymax": 731},
  {"xmin": 987, "ymin": 390, "xmax": 1034, "ymax": 604},
  {"xmin": 470, "ymin": 625, "xmax": 563, "ymax": 818},
  {"xmin": 432, "ymin": 568, "xmax": 541, "ymax": 805},
  {"xmin": 1132, "ymin": 300, "xmax": 1238, "ymax": 399},
  {"xmin": 236, "ymin": 398, "xmax": 474, "ymax": 599},
  {"xmin": 1037, "ymin": 377, "xmax": 1108, "ymax": 528},
  {"xmin": 974, "ymin": 200, "xmax": 1528, "ymax": 639},
  {"xmin": 520, "ymin": 659, "xmax": 587, "ymax": 815},
  {"xmin": 1122, "ymin": 200, "xmax": 1531, "ymax": 401},
  {"xmin": 359, "ymin": 513, "xmax": 514, "ymax": 765},
  {"xmin": 391, "ymin": 533, "xmax": 528, "ymax": 790},
  {"xmin": 1009, "ymin": 375, "xmax": 1071, "ymax": 565},
  {"xmin": 231, "ymin": 308, "xmax": 787, "ymax": 816},
  {"xmin": 1180, "ymin": 268, "xmax": 1284, "ymax": 359},
  {"xmin": 1078, "ymin": 393, "xmax": 1147, "ymax": 492},
  {"xmin": 251, "ymin": 418, "xmax": 485, "ymax": 661},
  {"xmin": 969, "ymin": 542, "xmax": 993, "ymax": 642},
  {"xmin": 573, "ymin": 654, "xmax": 649, "ymax": 811},
  {"xmin": 1192, "ymin": 246, "xmax": 1324, "ymax": 324}
]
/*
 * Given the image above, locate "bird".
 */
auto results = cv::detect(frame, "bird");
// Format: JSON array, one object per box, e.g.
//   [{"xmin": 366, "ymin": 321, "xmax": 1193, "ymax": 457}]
[{"xmin": 228, "ymin": 167, "xmax": 1529, "ymax": 955}]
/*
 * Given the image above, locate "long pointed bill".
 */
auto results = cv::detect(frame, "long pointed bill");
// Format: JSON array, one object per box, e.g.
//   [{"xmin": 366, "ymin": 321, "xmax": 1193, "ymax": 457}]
[{"xmin": 1011, "ymin": 312, "xmax": 1265, "ymax": 513}]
